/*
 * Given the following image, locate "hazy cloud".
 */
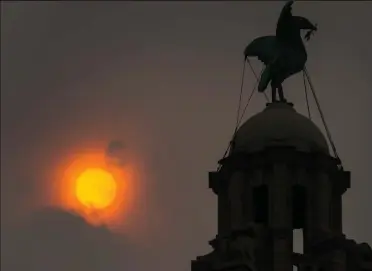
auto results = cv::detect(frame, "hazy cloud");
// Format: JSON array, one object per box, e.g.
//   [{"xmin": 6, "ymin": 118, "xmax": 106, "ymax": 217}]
[
  {"xmin": 1, "ymin": 208, "xmax": 135, "ymax": 271},
  {"xmin": 106, "ymin": 140, "xmax": 127, "ymax": 167}
]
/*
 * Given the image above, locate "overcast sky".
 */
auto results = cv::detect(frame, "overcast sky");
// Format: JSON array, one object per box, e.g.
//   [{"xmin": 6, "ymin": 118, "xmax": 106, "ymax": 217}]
[{"xmin": 1, "ymin": 1, "xmax": 371, "ymax": 271}]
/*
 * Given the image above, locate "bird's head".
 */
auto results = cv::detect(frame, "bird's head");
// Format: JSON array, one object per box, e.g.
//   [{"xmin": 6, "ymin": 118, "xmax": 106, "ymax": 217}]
[
  {"xmin": 283, "ymin": 0, "xmax": 294, "ymax": 11},
  {"xmin": 279, "ymin": 1, "xmax": 294, "ymax": 20}
]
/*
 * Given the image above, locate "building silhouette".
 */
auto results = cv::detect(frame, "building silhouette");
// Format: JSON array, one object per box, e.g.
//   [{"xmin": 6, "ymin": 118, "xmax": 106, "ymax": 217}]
[{"xmin": 191, "ymin": 102, "xmax": 372, "ymax": 271}]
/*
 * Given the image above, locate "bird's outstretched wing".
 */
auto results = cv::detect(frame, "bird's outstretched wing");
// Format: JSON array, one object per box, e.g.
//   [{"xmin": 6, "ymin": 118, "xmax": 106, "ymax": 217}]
[{"xmin": 244, "ymin": 36, "xmax": 278, "ymax": 65}]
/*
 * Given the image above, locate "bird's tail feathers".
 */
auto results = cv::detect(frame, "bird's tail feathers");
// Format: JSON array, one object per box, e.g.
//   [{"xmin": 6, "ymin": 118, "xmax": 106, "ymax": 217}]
[{"xmin": 258, "ymin": 66, "xmax": 271, "ymax": 92}]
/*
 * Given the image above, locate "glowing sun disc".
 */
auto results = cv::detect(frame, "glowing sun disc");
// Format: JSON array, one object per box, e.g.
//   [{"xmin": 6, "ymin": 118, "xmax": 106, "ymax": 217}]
[{"xmin": 75, "ymin": 168, "xmax": 117, "ymax": 209}]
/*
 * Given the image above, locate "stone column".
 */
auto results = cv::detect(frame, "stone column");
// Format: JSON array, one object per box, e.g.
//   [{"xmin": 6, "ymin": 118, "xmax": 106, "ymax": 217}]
[
  {"xmin": 218, "ymin": 180, "xmax": 230, "ymax": 236},
  {"xmin": 242, "ymin": 173, "xmax": 253, "ymax": 226},
  {"xmin": 331, "ymin": 192, "xmax": 343, "ymax": 233},
  {"xmin": 229, "ymin": 171, "xmax": 246, "ymax": 231},
  {"xmin": 330, "ymin": 250, "xmax": 346, "ymax": 271},
  {"xmin": 315, "ymin": 172, "xmax": 331, "ymax": 239},
  {"xmin": 269, "ymin": 163, "xmax": 293, "ymax": 271}
]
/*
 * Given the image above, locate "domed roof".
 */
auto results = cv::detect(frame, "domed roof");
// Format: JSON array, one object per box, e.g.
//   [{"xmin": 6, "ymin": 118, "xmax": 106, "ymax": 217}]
[{"xmin": 232, "ymin": 102, "xmax": 329, "ymax": 154}]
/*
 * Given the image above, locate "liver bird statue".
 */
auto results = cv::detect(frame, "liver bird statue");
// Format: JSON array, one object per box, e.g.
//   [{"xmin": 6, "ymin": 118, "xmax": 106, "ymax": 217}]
[{"xmin": 244, "ymin": 1, "xmax": 317, "ymax": 102}]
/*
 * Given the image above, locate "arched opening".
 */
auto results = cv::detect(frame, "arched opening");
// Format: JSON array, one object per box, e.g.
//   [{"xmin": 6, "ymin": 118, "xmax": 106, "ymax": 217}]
[
  {"xmin": 253, "ymin": 185, "xmax": 268, "ymax": 224},
  {"xmin": 292, "ymin": 185, "xmax": 307, "ymax": 229},
  {"xmin": 293, "ymin": 229, "xmax": 303, "ymax": 254},
  {"xmin": 293, "ymin": 185, "xmax": 306, "ymax": 258}
]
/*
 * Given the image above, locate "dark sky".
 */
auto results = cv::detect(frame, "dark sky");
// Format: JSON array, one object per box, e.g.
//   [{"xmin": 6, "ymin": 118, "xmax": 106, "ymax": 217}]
[{"xmin": 1, "ymin": 1, "xmax": 371, "ymax": 271}]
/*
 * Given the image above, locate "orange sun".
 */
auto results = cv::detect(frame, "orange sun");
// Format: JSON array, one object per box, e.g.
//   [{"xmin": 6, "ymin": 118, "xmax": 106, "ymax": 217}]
[
  {"xmin": 75, "ymin": 168, "xmax": 117, "ymax": 209},
  {"xmin": 53, "ymin": 150, "xmax": 136, "ymax": 227}
]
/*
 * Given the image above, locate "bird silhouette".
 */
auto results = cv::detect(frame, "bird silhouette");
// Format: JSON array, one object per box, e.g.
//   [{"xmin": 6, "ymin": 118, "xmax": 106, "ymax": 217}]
[{"xmin": 244, "ymin": 1, "xmax": 317, "ymax": 102}]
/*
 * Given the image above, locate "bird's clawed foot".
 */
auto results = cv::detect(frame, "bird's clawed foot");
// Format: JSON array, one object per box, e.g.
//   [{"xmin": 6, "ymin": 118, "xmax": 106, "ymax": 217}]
[
  {"xmin": 271, "ymin": 86, "xmax": 287, "ymax": 103},
  {"xmin": 272, "ymin": 98, "xmax": 287, "ymax": 103},
  {"xmin": 278, "ymin": 85, "xmax": 287, "ymax": 103}
]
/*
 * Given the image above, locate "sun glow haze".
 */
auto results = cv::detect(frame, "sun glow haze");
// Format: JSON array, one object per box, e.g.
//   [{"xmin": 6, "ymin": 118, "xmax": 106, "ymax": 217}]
[
  {"xmin": 53, "ymin": 150, "xmax": 136, "ymax": 228},
  {"xmin": 75, "ymin": 168, "xmax": 117, "ymax": 209}
]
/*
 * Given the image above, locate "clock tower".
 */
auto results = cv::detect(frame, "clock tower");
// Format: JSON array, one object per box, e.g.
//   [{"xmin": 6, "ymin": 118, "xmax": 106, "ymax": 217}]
[
  {"xmin": 191, "ymin": 2, "xmax": 372, "ymax": 270},
  {"xmin": 191, "ymin": 102, "xmax": 372, "ymax": 271}
]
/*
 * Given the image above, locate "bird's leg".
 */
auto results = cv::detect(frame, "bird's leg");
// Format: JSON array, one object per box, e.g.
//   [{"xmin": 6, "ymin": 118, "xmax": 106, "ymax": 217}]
[
  {"xmin": 278, "ymin": 84, "xmax": 287, "ymax": 103},
  {"xmin": 272, "ymin": 88, "xmax": 277, "ymax": 103},
  {"xmin": 271, "ymin": 82, "xmax": 277, "ymax": 103}
]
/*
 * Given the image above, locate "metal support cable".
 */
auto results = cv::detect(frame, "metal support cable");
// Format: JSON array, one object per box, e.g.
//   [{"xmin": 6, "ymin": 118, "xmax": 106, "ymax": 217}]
[
  {"xmin": 218, "ymin": 59, "xmax": 261, "ymax": 169},
  {"xmin": 303, "ymin": 71, "xmax": 311, "ymax": 119},
  {"xmin": 246, "ymin": 59, "xmax": 269, "ymax": 102},
  {"xmin": 304, "ymin": 67, "xmax": 342, "ymax": 166},
  {"xmin": 235, "ymin": 59, "xmax": 247, "ymax": 131}
]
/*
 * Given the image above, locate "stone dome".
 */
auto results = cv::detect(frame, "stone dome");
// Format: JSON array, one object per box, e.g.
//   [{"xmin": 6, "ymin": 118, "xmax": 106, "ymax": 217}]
[{"xmin": 232, "ymin": 102, "xmax": 329, "ymax": 154}]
